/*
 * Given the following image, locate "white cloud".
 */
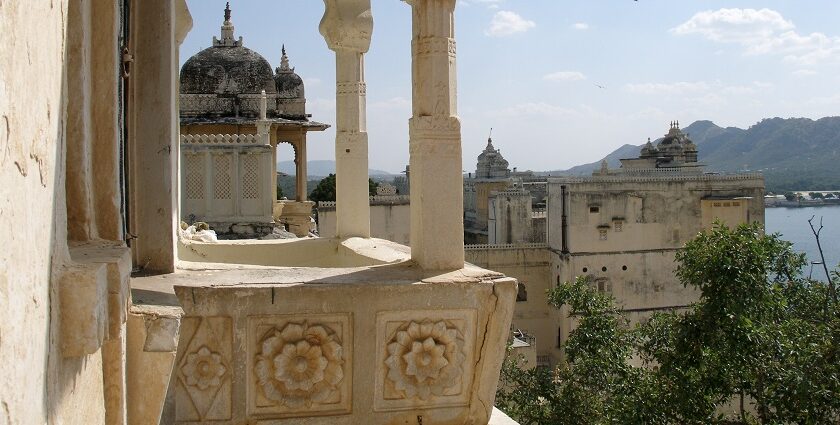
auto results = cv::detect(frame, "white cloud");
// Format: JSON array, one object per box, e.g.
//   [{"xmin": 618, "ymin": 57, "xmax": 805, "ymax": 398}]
[
  {"xmin": 571, "ymin": 23, "xmax": 589, "ymax": 30},
  {"xmin": 793, "ymin": 69, "xmax": 817, "ymax": 77},
  {"xmin": 672, "ymin": 8, "xmax": 840, "ymax": 65},
  {"xmin": 303, "ymin": 77, "xmax": 322, "ymax": 87},
  {"xmin": 672, "ymin": 8, "xmax": 793, "ymax": 44},
  {"xmin": 492, "ymin": 102, "xmax": 578, "ymax": 117},
  {"xmin": 625, "ymin": 81, "xmax": 712, "ymax": 95},
  {"xmin": 485, "ymin": 11, "xmax": 536, "ymax": 37},
  {"xmin": 307, "ymin": 98, "xmax": 336, "ymax": 112},
  {"xmin": 370, "ymin": 97, "xmax": 411, "ymax": 110},
  {"xmin": 624, "ymin": 80, "xmax": 772, "ymax": 96},
  {"xmin": 459, "ymin": 0, "xmax": 503, "ymax": 9},
  {"xmin": 543, "ymin": 71, "xmax": 587, "ymax": 82}
]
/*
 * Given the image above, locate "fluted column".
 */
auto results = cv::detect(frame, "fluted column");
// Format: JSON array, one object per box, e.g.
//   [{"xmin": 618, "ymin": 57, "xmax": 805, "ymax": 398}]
[
  {"xmin": 406, "ymin": 0, "xmax": 464, "ymax": 270},
  {"xmin": 320, "ymin": 0, "xmax": 372, "ymax": 238}
]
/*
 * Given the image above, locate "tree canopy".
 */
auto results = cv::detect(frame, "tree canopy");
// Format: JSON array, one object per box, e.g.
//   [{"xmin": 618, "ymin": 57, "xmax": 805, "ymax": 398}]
[
  {"xmin": 308, "ymin": 173, "xmax": 380, "ymax": 203},
  {"xmin": 497, "ymin": 222, "xmax": 840, "ymax": 424}
]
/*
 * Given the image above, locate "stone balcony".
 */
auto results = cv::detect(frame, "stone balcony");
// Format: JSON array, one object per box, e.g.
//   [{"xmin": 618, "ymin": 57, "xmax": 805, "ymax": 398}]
[{"xmin": 131, "ymin": 237, "xmax": 517, "ymax": 424}]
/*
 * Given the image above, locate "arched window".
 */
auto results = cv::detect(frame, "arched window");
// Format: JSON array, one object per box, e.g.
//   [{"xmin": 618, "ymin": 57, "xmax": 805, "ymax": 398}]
[{"xmin": 516, "ymin": 283, "xmax": 528, "ymax": 302}]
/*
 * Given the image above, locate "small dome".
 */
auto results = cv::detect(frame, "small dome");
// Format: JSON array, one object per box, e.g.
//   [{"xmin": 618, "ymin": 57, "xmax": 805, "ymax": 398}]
[
  {"xmin": 274, "ymin": 45, "xmax": 304, "ymax": 99},
  {"xmin": 180, "ymin": 46, "xmax": 277, "ymax": 95}
]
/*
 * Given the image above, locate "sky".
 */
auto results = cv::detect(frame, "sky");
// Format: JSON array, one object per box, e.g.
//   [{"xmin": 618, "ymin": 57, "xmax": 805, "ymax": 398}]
[{"xmin": 181, "ymin": 0, "xmax": 840, "ymax": 174}]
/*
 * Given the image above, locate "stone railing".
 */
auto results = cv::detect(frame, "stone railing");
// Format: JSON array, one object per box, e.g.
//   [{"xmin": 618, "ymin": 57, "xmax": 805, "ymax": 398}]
[
  {"xmin": 180, "ymin": 134, "xmax": 267, "ymax": 146},
  {"xmin": 317, "ymin": 195, "xmax": 411, "ymax": 210},
  {"xmin": 465, "ymin": 243, "xmax": 548, "ymax": 251}
]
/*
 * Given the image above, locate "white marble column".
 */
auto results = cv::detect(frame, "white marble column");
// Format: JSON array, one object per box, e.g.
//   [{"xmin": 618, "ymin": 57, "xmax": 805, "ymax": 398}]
[
  {"xmin": 406, "ymin": 0, "xmax": 464, "ymax": 270},
  {"xmin": 295, "ymin": 136, "xmax": 308, "ymax": 202},
  {"xmin": 320, "ymin": 0, "xmax": 372, "ymax": 238}
]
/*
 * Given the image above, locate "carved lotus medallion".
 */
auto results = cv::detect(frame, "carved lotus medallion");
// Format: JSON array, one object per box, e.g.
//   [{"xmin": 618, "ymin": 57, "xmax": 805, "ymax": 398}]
[
  {"xmin": 181, "ymin": 345, "xmax": 227, "ymax": 390},
  {"xmin": 255, "ymin": 322, "xmax": 344, "ymax": 408},
  {"xmin": 385, "ymin": 320, "xmax": 465, "ymax": 400}
]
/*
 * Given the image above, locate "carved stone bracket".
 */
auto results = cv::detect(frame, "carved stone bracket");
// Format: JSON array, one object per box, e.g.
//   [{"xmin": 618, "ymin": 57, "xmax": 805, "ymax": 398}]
[{"xmin": 319, "ymin": 0, "xmax": 373, "ymax": 53}]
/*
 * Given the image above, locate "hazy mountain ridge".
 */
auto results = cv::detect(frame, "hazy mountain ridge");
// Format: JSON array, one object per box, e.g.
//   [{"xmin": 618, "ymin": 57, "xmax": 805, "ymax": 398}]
[
  {"xmin": 277, "ymin": 160, "xmax": 395, "ymax": 177},
  {"xmin": 554, "ymin": 117, "xmax": 840, "ymax": 191}
]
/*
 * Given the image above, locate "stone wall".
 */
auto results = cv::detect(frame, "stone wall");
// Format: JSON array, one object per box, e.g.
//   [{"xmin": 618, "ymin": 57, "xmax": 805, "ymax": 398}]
[
  {"xmin": 465, "ymin": 247, "xmax": 552, "ymax": 362},
  {"xmin": 0, "ymin": 1, "xmax": 70, "ymax": 421},
  {"xmin": 318, "ymin": 197, "xmax": 411, "ymax": 245},
  {"xmin": 547, "ymin": 174, "xmax": 765, "ymax": 254}
]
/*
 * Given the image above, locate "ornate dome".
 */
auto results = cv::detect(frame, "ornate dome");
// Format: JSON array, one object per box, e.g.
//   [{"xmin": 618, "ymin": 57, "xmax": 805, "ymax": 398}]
[
  {"xmin": 180, "ymin": 46, "xmax": 277, "ymax": 95},
  {"xmin": 180, "ymin": 3, "xmax": 275, "ymax": 96},
  {"xmin": 654, "ymin": 121, "xmax": 699, "ymax": 163}
]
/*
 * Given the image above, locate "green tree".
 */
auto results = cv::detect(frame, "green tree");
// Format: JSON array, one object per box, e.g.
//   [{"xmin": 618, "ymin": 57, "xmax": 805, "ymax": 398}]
[
  {"xmin": 497, "ymin": 222, "xmax": 840, "ymax": 424},
  {"xmin": 309, "ymin": 174, "xmax": 337, "ymax": 202},
  {"xmin": 308, "ymin": 173, "xmax": 380, "ymax": 203}
]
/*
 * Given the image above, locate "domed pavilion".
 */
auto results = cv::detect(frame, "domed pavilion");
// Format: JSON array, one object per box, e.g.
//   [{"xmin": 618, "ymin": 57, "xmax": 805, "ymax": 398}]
[{"xmin": 178, "ymin": 3, "xmax": 328, "ymax": 237}]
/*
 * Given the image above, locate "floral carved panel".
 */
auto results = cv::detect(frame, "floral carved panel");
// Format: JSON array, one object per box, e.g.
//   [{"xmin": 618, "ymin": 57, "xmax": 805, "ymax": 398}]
[
  {"xmin": 374, "ymin": 309, "xmax": 477, "ymax": 412},
  {"xmin": 175, "ymin": 316, "xmax": 233, "ymax": 422},
  {"xmin": 247, "ymin": 314, "xmax": 352, "ymax": 418}
]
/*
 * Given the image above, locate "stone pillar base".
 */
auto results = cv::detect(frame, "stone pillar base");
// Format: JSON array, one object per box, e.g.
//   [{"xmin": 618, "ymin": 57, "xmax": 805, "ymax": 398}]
[{"xmin": 278, "ymin": 200, "xmax": 315, "ymax": 237}]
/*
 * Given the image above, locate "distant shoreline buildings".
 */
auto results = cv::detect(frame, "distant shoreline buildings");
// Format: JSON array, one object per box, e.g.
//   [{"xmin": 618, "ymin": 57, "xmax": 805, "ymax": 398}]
[{"xmin": 464, "ymin": 122, "xmax": 765, "ymax": 367}]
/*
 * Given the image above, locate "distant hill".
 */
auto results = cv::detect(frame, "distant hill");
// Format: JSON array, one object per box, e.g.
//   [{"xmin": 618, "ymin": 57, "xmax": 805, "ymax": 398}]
[
  {"xmin": 278, "ymin": 160, "xmax": 395, "ymax": 178},
  {"xmin": 553, "ymin": 117, "xmax": 840, "ymax": 192}
]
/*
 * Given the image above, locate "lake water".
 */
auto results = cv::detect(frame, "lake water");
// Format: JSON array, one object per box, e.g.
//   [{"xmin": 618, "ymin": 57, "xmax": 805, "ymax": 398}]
[{"xmin": 765, "ymin": 206, "xmax": 840, "ymax": 280}]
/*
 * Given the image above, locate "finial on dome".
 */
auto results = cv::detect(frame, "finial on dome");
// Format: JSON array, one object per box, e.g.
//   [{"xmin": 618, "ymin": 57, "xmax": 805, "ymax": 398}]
[
  {"xmin": 214, "ymin": 1, "xmax": 241, "ymax": 47},
  {"xmin": 279, "ymin": 44, "xmax": 292, "ymax": 72}
]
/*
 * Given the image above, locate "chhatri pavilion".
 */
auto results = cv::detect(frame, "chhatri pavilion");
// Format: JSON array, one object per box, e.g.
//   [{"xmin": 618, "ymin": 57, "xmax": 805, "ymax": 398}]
[{"xmin": 178, "ymin": 3, "xmax": 328, "ymax": 237}]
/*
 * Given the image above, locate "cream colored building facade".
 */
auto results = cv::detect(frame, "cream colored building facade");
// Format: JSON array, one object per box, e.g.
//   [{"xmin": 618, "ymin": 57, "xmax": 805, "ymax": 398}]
[
  {"xmin": 0, "ymin": 1, "xmax": 518, "ymax": 424},
  {"xmin": 468, "ymin": 123, "xmax": 765, "ymax": 367},
  {"xmin": 318, "ymin": 195, "xmax": 412, "ymax": 245}
]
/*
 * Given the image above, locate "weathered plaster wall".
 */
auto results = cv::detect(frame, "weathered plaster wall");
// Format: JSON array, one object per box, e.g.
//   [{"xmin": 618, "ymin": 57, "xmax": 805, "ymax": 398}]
[
  {"xmin": 547, "ymin": 176, "xmax": 765, "ymax": 254},
  {"xmin": 466, "ymin": 248, "xmax": 552, "ymax": 359},
  {"xmin": 318, "ymin": 201, "xmax": 411, "ymax": 245},
  {"xmin": 0, "ymin": 0, "xmax": 70, "ymax": 422}
]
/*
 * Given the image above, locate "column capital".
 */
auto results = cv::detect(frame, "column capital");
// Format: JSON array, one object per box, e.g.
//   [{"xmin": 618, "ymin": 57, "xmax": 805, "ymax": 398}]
[
  {"xmin": 319, "ymin": 0, "xmax": 373, "ymax": 53},
  {"xmin": 404, "ymin": 0, "xmax": 456, "ymax": 11}
]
